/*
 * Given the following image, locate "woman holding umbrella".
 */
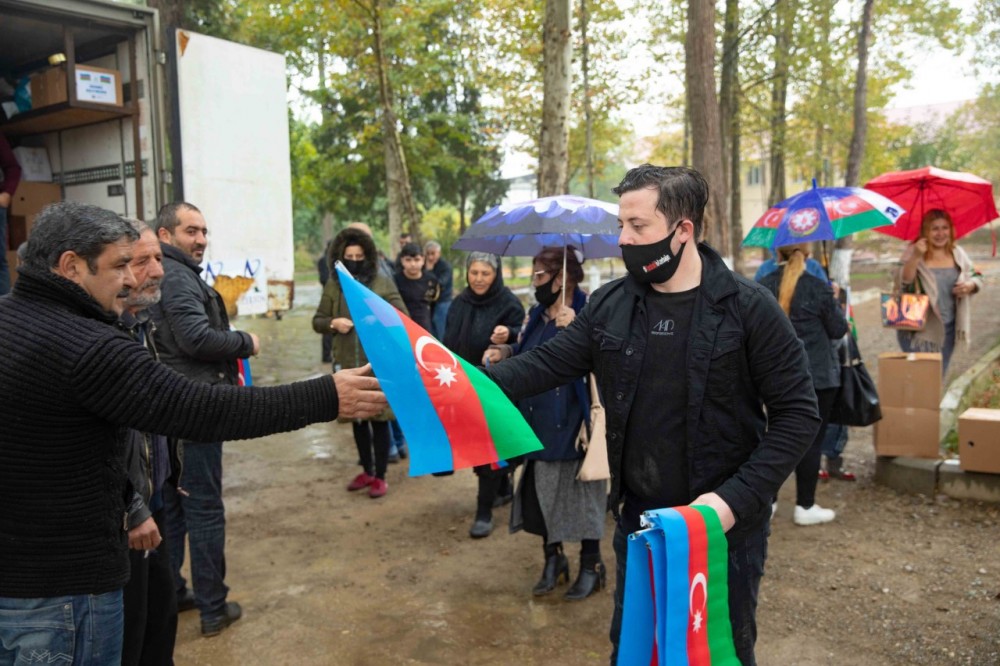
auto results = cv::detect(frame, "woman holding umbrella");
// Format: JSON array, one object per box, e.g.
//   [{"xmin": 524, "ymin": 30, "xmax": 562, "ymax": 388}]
[
  {"xmin": 443, "ymin": 252, "xmax": 525, "ymax": 538},
  {"xmin": 896, "ymin": 209, "xmax": 983, "ymax": 376},
  {"xmin": 484, "ymin": 246, "xmax": 607, "ymax": 600},
  {"xmin": 759, "ymin": 243, "xmax": 849, "ymax": 526}
]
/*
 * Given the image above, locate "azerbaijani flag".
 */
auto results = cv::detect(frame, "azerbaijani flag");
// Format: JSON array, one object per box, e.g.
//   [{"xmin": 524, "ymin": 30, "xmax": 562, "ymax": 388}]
[
  {"xmin": 334, "ymin": 262, "xmax": 543, "ymax": 476},
  {"xmin": 237, "ymin": 357, "xmax": 252, "ymax": 386},
  {"xmin": 618, "ymin": 506, "xmax": 740, "ymax": 666}
]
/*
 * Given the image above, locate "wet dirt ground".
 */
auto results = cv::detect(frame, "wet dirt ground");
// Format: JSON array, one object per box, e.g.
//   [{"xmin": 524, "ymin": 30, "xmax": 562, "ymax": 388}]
[{"xmin": 173, "ymin": 251, "xmax": 1000, "ymax": 666}]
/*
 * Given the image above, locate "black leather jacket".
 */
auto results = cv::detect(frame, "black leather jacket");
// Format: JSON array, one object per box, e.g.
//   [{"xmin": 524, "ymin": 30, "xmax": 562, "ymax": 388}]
[
  {"xmin": 119, "ymin": 311, "xmax": 181, "ymax": 530},
  {"xmin": 150, "ymin": 243, "xmax": 254, "ymax": 386},
  {"xmin": 485, "ymin": 244, "xmax": 821, "ymax": 534}
]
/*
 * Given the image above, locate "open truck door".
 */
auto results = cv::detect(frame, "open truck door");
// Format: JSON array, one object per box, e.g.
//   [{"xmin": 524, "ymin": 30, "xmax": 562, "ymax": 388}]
[{"xmin": 172, "ymin": 29, "xmax": 294, "ymax": 316}]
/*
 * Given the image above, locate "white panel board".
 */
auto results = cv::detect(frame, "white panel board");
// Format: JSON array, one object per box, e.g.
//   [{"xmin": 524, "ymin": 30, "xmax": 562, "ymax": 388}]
[{"xmin": 175, "ymin": 30, "xmax": 294, "ymax": 314}]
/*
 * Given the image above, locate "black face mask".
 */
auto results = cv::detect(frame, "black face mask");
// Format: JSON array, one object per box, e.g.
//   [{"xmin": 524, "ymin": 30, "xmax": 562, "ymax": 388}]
[
  {"xmin": 621, "ymin": 226, "xmax": 686, "ymax": 285},
  {"xmin": 534, "ymin": 279, "xmax": 560, "ymax": 308},
  {"xmin": 342, "ymin": 259, "xmax": 365, "ymax": 277}
]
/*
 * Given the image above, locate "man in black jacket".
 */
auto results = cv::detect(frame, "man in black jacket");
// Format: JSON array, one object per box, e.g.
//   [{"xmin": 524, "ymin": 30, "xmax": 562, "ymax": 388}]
[
  {"xmin": 0, "ymin": 202, "xmax": 385, "ymax": 665},
  {"xmin": 484, "ymin": 165, "xmax": 820, "ymax": 665},
  {"xmin": 118, "ymin": 219, "xmax": 179, "ymax": 666},
  {"xmin": 149, "ymin": 201, "xmax": 258, "ymax": 637}
]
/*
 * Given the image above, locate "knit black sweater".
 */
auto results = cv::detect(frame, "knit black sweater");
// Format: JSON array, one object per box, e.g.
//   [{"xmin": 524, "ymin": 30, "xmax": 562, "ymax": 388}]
[{"xmin": 0, "ymin": 268, "xmax": 338, "ymax": 597}]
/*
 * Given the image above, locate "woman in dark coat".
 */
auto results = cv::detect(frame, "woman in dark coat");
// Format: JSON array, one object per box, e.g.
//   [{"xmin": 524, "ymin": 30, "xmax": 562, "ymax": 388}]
[
  {"xmin": 485, "ymin": 246, "xmax": 606, "ymax": 600},
  {"xmin": 443, "ymin": 252, "xmax": 525, "ymax": 538},
  {"xmin": 312, "ymin": 228, "xmax": 407, "ymax": 499},
  {"xmin": 759, "ymin": 243, "xmax": 848, "ymax": 526}
]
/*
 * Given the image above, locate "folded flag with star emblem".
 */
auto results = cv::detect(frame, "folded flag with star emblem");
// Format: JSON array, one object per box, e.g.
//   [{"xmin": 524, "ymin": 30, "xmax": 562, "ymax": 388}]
[
  {"xmin": 334, "ymin": 262, "xmax": 543, "ymax": 476},
  {"xmin": 618, "ymin": 505, "xmax": 740, "ymax": 666}
]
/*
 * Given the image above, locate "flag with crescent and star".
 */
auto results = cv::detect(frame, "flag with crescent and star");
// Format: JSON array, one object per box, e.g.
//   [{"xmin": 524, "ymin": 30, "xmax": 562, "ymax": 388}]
[
  {"xmin": 333, "ymin": 262, "xmax": 543, "ymax": 476},
  {"xmin": 617, "ymin": 506, "xmax": 740, "ymax": 666}
]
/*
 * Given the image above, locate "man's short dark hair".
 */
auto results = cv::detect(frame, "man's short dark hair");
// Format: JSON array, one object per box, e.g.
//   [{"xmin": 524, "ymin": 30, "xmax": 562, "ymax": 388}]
[
  {"xmin": 24, "ymin": 202, "xmax": 140, "ymax": 273},
  {"xmin": 612, "ymin": 165, "xmax": 709, "ymax": 240},
  {"xmin": 399, "ymin": 242, "xmax": 422, "ymax": 258},
  {"xmin": 154, "ymin": 201, "xmax": 201, "ymax": 235}
]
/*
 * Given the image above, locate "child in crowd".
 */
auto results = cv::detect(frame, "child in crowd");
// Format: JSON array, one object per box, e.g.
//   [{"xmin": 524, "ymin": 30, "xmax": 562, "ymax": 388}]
[{"xmin": 394, "ymin": 242, "xmax": 441, "ymax": 332}]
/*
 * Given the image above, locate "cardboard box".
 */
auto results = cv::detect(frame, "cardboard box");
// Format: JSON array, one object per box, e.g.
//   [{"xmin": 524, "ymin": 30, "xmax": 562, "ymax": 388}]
[
  {"xmin": 9, "ymin": 181, "xmax": 61, "ymax": 217},
  {"xmin": 30, "ymin": 65, "xmax": 67, "ymax": 108},
  {"xmin": 875, "ymin": 406, "xmax": 941, "ymax": 458},
  {"xmin": 6, "ymin": 251, "xmax": 17, "ymax": 286},
  {"xmin": 7, "ymin": 214, "xmax": 37, "ymax": 250},
  {"xmin": 877, "ymin": 352, "xmax": 942, "ymax": 409},
  {"xmin": 30, "ymin": 64, "xmax": 123, "ymax": 108},
  {"xmin": 958, "ymin": 408, "xmax": 1000, "ymax": 474}
]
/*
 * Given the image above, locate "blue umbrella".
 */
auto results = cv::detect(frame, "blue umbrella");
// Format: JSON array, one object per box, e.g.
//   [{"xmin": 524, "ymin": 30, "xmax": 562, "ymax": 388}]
[{"xmin": 453, "ymin": 195, "xmax": 621, "ymax": 259}]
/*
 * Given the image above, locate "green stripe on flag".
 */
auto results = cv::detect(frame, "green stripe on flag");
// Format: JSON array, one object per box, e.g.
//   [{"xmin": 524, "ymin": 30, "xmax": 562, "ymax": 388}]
[
  {"xmin": 459, "ymin": 357, "xmax": 544, "ymax": 460},
  {"xmin": 831, "ymin": 209, "xmax": 892, "ymax": 237},
  {"xmin": 742, "ymin": 227, "xmax": 776, "ymax": 248},
  {"xmin": 691, "ymin": 506, "xmax": 741, "ymax": 665}
]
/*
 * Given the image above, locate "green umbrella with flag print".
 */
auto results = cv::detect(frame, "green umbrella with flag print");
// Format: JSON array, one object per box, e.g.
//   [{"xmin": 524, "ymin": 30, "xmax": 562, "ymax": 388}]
[{"xmin": 742, "ymin": 180, "xmax": 905, "ymax": 249}]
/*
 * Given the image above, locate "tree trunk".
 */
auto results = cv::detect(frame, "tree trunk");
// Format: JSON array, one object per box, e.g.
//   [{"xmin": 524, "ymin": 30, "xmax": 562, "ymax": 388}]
[
  {"xmin": 685, "ymin": 0, "xmax": 729, "ymax": 255},
  {"xmin": 767, "ymin": 0, "xmax": 798, "ymax": 207},
  {"xmin": 845, "ymin": 0, "xmax": 874, "ymax": 188},
  {"xmin": 538, "ymin": 0, "xmax": 572, "ymax": 198},
  {"xmin": 371, "ymin": 0, "xmax": 421, "ymax": 247},
  {"xmin": 720, "ymin": 0, "xmax": 742, "ymax": 272},
  {"xmin": 580, "ymin": 0, "xmax": 595, "ymax": 199}
]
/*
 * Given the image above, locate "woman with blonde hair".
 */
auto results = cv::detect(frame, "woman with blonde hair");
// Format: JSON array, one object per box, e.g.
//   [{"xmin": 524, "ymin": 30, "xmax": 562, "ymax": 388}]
[
  {"xmin": 759, "ymin": 243, "xmax": 848, "ymax": 525},
  {"xmin": 896, "ymin": 209, "xmax": 983, "ymax": 376}
]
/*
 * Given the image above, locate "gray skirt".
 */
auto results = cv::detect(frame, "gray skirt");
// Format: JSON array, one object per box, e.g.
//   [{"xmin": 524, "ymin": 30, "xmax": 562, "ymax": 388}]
[{"xmin": 510, "ymin": 459, "xmax": 607, "ymax": 544}]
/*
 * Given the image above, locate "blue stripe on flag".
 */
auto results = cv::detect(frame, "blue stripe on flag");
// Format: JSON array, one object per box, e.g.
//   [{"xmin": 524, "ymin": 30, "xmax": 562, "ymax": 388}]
[
  {"xmin": 335, "ymin": 264, "xmax": 454, "ymax": 475},
  {"xmin": 644, "ymin": 508, "xmax": 692, "ymax": 666},
  {"xmin": 618, "ymin": 529, "xmax": 656, "ymax": 666}
]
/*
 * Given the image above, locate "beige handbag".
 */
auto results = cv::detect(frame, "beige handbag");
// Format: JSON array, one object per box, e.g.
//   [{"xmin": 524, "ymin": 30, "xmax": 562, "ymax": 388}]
[{"xmin": 576, "ymin": 374, "xmax": 610, "ymax": 481}]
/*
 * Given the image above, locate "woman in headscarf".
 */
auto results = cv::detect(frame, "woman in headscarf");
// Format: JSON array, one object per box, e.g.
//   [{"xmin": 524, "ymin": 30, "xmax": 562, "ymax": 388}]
[
  {"xmin": 312, "ymin": 227, "xmax": 407, "ymax": 499},
  {"xmin": 443, "ymin": 252, "xmax": 525, "ymax": 538},
  {"xmin": 759, "ymin": 243, "xmax": 848, "ymax": 526},
  {"xmin": 485, "ymin": 246, "xmax": 606, "ymax": 600}
]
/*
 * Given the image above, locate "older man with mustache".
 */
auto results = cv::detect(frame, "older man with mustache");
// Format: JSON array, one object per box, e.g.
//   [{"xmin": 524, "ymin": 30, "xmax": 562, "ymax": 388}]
[{"xmin": 118, "ymin": 219, "xmax": 178, "ymax": 666}]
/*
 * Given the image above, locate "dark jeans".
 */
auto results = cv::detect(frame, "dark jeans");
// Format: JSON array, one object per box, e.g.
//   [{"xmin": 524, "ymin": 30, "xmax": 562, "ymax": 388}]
[
  {"xmin": 321, "ymin": 332, "xmax": 332, "ymax": 363},
  {"xmin": 122, "ymin": 509, "xmax": 178, "ymax": 666},
  {"xmin": 353, "ymin": 421, "xmax": 390, "ymax": 479},
  {"xmin": 795, "ymin": 388, "xmax": 837, "ymax": 508},
  {"xmin": 821, "ymin": 423, "xmax": 848, "ymax": 460},
  {"xmin": 0, "ymin": 207, "xmax": 9, "ymax": 296},
  {"xmin": 609, "ymin": 519, "xmax": 769, "ymax": 666},
  {"xmin": 162, "ymin": 440, "xmax": 228, "ymax": 620}
]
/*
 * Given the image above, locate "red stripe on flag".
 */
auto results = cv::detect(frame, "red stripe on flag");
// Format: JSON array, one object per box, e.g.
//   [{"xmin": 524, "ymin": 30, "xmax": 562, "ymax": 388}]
[
  {"xmin": 396, "ymin": 313, "xmax": 498, "ymax": 468},
  {"xmin": 674, "ymin": 507, "xmax": 711, "ymax": 665}
]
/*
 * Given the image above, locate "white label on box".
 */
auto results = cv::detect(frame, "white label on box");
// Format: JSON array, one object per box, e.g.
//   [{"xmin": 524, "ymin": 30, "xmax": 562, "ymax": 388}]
[{"xmin": 75, "ymin": 70, "xmax": 117, "ymax": 104}]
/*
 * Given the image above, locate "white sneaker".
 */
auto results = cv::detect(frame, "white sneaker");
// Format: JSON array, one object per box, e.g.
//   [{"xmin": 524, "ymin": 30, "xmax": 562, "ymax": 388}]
[{"xmin": 794, "ymin": 504, "xmax": 835, "ymax": 526}]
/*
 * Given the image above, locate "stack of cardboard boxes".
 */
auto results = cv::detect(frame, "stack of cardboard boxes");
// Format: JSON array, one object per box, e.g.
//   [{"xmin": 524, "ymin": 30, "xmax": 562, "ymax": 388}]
[{"xmin": 875, "ymin": 352, "xmax": 942, "ymax": 458}]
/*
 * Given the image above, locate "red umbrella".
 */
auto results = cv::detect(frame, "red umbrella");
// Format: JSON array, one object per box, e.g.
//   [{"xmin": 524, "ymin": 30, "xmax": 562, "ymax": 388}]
[{"xmin": 864, "ymin": 166, "xmax": 999, "ymax": 241}]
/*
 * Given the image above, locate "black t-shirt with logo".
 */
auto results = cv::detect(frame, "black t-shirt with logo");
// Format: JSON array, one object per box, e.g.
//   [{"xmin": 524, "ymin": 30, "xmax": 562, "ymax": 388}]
[{"xmin": 622, "ymin": 286, "xmax": 698, "ymax": 533}]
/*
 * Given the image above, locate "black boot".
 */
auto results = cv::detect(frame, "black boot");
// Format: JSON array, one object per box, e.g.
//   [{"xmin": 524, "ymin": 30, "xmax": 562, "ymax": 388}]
[
  {"xmin": 564, "ymin": 552, "xmax": 606, "ymax": 601},
  {"xmin": 532, "ymin": 543, "xmax": 569, "ymax": 596}
]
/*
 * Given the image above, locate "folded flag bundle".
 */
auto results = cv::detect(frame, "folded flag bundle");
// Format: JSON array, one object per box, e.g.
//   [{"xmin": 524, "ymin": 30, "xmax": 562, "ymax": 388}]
[
  {"xmin": 333, "ymin": 262, "xmax": 543, "ymax": 476},
  {"xmin": 618, "ymin": 506, "xmax": 740, "ymax": 666},
  {"xmin": 237, "ymin": 357, "xmax": 252, "ymax": 386}
]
